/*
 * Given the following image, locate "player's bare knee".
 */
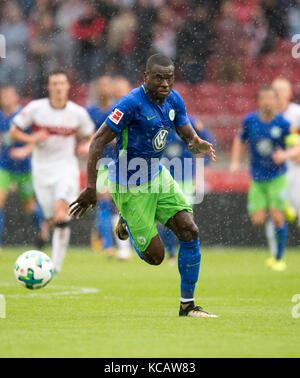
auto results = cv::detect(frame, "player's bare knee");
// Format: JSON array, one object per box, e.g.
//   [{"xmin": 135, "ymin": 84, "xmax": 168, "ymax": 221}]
[
  {"xmin": 178, "ymin": 220, "xmax": 199, "ymax": 241},
  {"xmin": 22, "ymin": 199, "xmax": 35, "ymax": 215},
  {"xmin": 143, "ymin": 246, "xmax": 165, "ymax": 266},
  {"xmin": 251, "ymin": 211, "xmax": 266, "ymax": 227},
  {"xmin": 270, "ymin": 211, "xmax": 285, "ymax": 228}
]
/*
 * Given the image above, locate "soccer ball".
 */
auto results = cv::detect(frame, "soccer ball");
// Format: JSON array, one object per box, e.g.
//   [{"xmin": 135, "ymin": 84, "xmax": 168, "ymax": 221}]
[{"xmin": 14, "ymin": 250, "xmax": 54, "ymax": 290}]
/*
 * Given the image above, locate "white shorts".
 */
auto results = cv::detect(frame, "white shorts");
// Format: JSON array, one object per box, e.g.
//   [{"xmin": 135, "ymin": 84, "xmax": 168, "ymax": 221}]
[{"xmin": 33, "ymin": 169, "xmax": 79, "ymax": 220}]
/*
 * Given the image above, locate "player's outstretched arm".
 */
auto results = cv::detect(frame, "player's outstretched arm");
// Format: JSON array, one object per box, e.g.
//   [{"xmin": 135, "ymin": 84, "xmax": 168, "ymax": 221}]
[
  {"xmin": 69, "ymin": 123, "xmax": 117, "ymax": 219},
  {"xmin": 9, "ymin": 143, "xmax": 35, "ymax": 160},
  {"xmin": 230, "ymin": 136, "xmax": 244, "ymax": 173},
  {"xmin": 176, "ymin": 123, "xmax": 216, "ymax": 161},
  {"xmin": 272, "ymin": 144, "xmax": 300, "ymax": 165}
]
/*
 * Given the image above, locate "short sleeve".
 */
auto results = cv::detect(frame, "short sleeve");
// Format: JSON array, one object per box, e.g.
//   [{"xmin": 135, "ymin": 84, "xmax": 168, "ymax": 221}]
[
  {"xmin": 105, "ymin": 97, "xmax": 135, "ymax": 134},
  {"xmin": 77, "ymin": 107, "xmax": 95, "ymax": 137},
  {"xmin": 240, "ymin": 116, "xmax": 250, "ymax": 142},
  {"xmin": 12, "ymin": 101, "xmax": 36, "ymax": 130},
  {"xmin": 173, "ymin": 92, "xmax": 190, "ymax": 129}
]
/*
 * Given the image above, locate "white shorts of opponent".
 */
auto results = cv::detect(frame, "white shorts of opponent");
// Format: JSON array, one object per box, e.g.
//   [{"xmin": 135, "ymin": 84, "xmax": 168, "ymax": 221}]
[{"xmin": 33, "ymin": 165, "xmax": 80, "ymax": 220}]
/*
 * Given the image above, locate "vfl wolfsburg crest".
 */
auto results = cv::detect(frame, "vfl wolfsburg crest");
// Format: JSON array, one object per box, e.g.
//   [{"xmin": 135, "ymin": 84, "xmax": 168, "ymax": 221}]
[
  {"xmin": 169, "ymin": 109, "xmax": 175, "ymax": 121},
  {"xmin": 153, "ymin": 128, "xmax": 169, "ymax": 151},
  {"xmin": 270, "ymin": 126, "xmax": 282, "ymax": 139}
]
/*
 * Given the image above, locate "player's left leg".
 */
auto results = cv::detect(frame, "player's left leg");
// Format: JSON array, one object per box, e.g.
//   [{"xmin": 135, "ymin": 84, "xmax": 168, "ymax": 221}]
[
  {"xmin": 268, "ymin": 175, "xmax": 289, "ymax": 271},
  {"xmin": 269, "ymin": 209, "xmax": 287, "ymax": 271},
  {"xmin": 165, "ymin": 210, "xmax": 217, "ymax": 318},
  {"xmin": 156, "ymin": 167, "xmax": 217, "ymax": 317},
  {"xmin": 52, "ymin": 199, "xmax": 71, "ymax": 274}
]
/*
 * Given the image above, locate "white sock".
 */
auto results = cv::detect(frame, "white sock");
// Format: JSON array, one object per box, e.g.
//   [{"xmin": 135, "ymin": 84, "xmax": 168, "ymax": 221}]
[
  {"xmin": 265, "ymin": 218, "xmax": 277, "ymax": 257},
  {"xmin": 52, "ymin": 226, "xmax": 71, "ymax": 273}
]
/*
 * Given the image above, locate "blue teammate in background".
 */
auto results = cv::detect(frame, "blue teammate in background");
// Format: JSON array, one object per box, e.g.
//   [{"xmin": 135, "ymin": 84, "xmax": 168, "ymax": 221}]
[
  {"xmin": 86, "ymin": 76, "xmax": 132, "ymax": 260},
  {"xmin": 0, "ymin": 85, "xmax": 45, "ymax": 254},
  {"xmin": 159, "ymin": 115, "xmax": 214, "ymax": 265},
  {"xmin": 230, "ymin": 86, "xmax": 300, "ymax": 271}
]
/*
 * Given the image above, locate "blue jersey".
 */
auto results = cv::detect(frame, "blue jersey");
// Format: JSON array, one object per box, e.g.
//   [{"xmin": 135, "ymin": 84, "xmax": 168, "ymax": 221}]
[
  {"xmin": 0, "ymin": 108, "xmax": 31, "ymax": 174},
  {"xmin": 240, "ymin": 111, "xmax": 291, "ymax": 182},
  {"xmin": 105, "ymin": 85, "xmax": 190, "ymax": 185},
  {"xmin": 87, "ymin": 104, "xmax": 116, "ymax": 160},
  {"xmin": 163, "ymin": 116, "xmax": 214, "ymax": 181}
]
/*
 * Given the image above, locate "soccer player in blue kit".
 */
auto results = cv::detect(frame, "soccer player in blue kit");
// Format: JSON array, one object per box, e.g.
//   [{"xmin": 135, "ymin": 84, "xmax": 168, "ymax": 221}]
[
  {"xmin": 87, "ymin": 75, "xmax": 116, "ymax": 255},
  {"xmin": 87, "ymin": 75, "xmax": 132, "ymax": 259},
  {"xmin": 0, "ymin": 85, "xmax": 44, "ymax": 253},
  {"xmin": 70, "ymin": 54, "xmax": 217, "ymax": 317},
  {"xmin": 230, "ymin": 86, "xmax": 300, "ymax": 271}
]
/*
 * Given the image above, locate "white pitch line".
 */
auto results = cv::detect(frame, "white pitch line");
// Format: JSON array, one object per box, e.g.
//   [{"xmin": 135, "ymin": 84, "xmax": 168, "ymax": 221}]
[{"xmin": 0, "ymin": 283, "xmax": 100, "ymax": 298}]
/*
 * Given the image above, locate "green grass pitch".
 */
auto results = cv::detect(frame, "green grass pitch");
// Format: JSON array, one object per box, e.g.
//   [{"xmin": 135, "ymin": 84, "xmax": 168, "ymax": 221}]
[{"xmin": 0, "ymin": 247, "xmax": 300, "ymax": 358}]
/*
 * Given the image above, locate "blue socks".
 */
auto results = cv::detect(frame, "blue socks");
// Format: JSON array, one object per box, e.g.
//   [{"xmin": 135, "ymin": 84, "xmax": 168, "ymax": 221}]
[
  {"xmin": 96, "ymin": 199, "xmax": 114, "ymax": 249},
  {"xmin": 275, "ymin": 222, "xmax": 288, "ymax": 261},
  {"xmin": 178, "ymin": 239, "xmax": 201, "ymax": 302},
  {"xmin": 0, "ymin": 210, "xmax": 3, "ymax": 248},
  {"xmin": 130, "ymin": 230, "xmax": 201, "ymax": 301},
  {"xmin": 31, "ymin": 204, "xmax": 43, "ymax": 234}
]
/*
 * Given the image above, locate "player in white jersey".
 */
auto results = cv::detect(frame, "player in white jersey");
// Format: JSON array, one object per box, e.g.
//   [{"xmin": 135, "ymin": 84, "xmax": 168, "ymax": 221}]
[
  {"xmin": 9, "ymin": 70, "xmax": 95, "ymax": 273},
  {"xmin": 263, "ymin": 77, "xmax": 300, "ymax": 268}
]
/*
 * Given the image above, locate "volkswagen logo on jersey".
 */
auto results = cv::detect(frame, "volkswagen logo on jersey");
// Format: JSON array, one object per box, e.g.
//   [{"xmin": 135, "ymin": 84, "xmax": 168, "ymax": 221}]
[
  {"xmin": 256, "ymin": 139, "xmax": 273, "ymax": 156},
  {"xmin": 152, "ymin": 128, "xmax": 169, "ymax": 151}
]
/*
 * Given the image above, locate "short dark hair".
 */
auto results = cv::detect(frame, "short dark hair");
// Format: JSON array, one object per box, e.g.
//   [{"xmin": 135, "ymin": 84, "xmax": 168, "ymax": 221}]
[
  {"xmin": 0, "ymin": 84, "xmax": 18, "ymax": 93},
  {"xmin": 47, "ymin": 69, "xmax": 70, "ymax": 83},
  {"xmin": 258, "ymin": 85, "xmax": 278, "ymax": 97},
  {"xmin": 146, "ymin": 54, "xmax": 174, "ymax": 72}
]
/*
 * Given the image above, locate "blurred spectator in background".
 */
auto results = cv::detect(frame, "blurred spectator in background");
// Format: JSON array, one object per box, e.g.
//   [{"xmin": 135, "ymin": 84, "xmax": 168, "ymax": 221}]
[
  {"xmin": 288, "ymin": 0, "xmax": 300, "ymax": 37},
  {"xmin": 55, "ymin": 0, "xmax": 85, "ymax": 33},
  {"xmin": 134, "ymin": 0, "xmax": 157, "ymax": 72},
  {"xmin": 245, "ymin": 5, "xmax": 268, "ymax": 58},
  {"xmin": 29, "ymin": 13, "xmax": 73, "ymax": 97},
  {"xmin": 168, "ymin": 0, "xmax": 191, "ymax": 27},
  {"xmin": 214, "ymin": 0, "xmax": 246, "ymax": 83},
  {"xmin": 112, "ymin": 76, "xmax": 132, "ymax": 101},
  {"xmin": 106, "ymin": 7, "xmax": 138, "ymax": 82},
  {"xmin": 28, "ymin": 0, "xmax": 57, "ymax": 23},
  {"xmin": 0, "ymin": 0, "xmax": 296, "ymax": 91},
  {"xmin": 71, "ymin": 2, "xmax": 107, "ymax": 82},
  {"xmin": 176, "ymin": 4, "xmax": 213, "ymax": 83},
  {"xmin": 0, "ymin": 1, "xmax": 29, "ymax": 92},
  {"xmin": 259, "ymin": 0, "xmax": 288, "ymax": 55},
  {"xmin": 152, "ymin": 5, "xmax": 177, "ymax": 59}
]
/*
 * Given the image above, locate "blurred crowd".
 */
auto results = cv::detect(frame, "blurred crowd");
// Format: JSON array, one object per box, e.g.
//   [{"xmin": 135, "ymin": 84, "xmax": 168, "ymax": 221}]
[{"xmin": 0, "ymin": 0, "xmax": 299, "ymax": 96}]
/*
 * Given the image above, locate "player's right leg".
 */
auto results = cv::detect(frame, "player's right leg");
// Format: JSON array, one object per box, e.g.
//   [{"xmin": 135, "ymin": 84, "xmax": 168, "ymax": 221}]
[
  {"xmin": 51, "ymin": 199, "xmax": 71, "ymax": 273},
  {"xmin": 33, "ymin": 177, "xmax": 72, "ymax": 274},
  {"xmin": 0, "ymin": 169, "xmax": 12, "ymax": 254}
]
